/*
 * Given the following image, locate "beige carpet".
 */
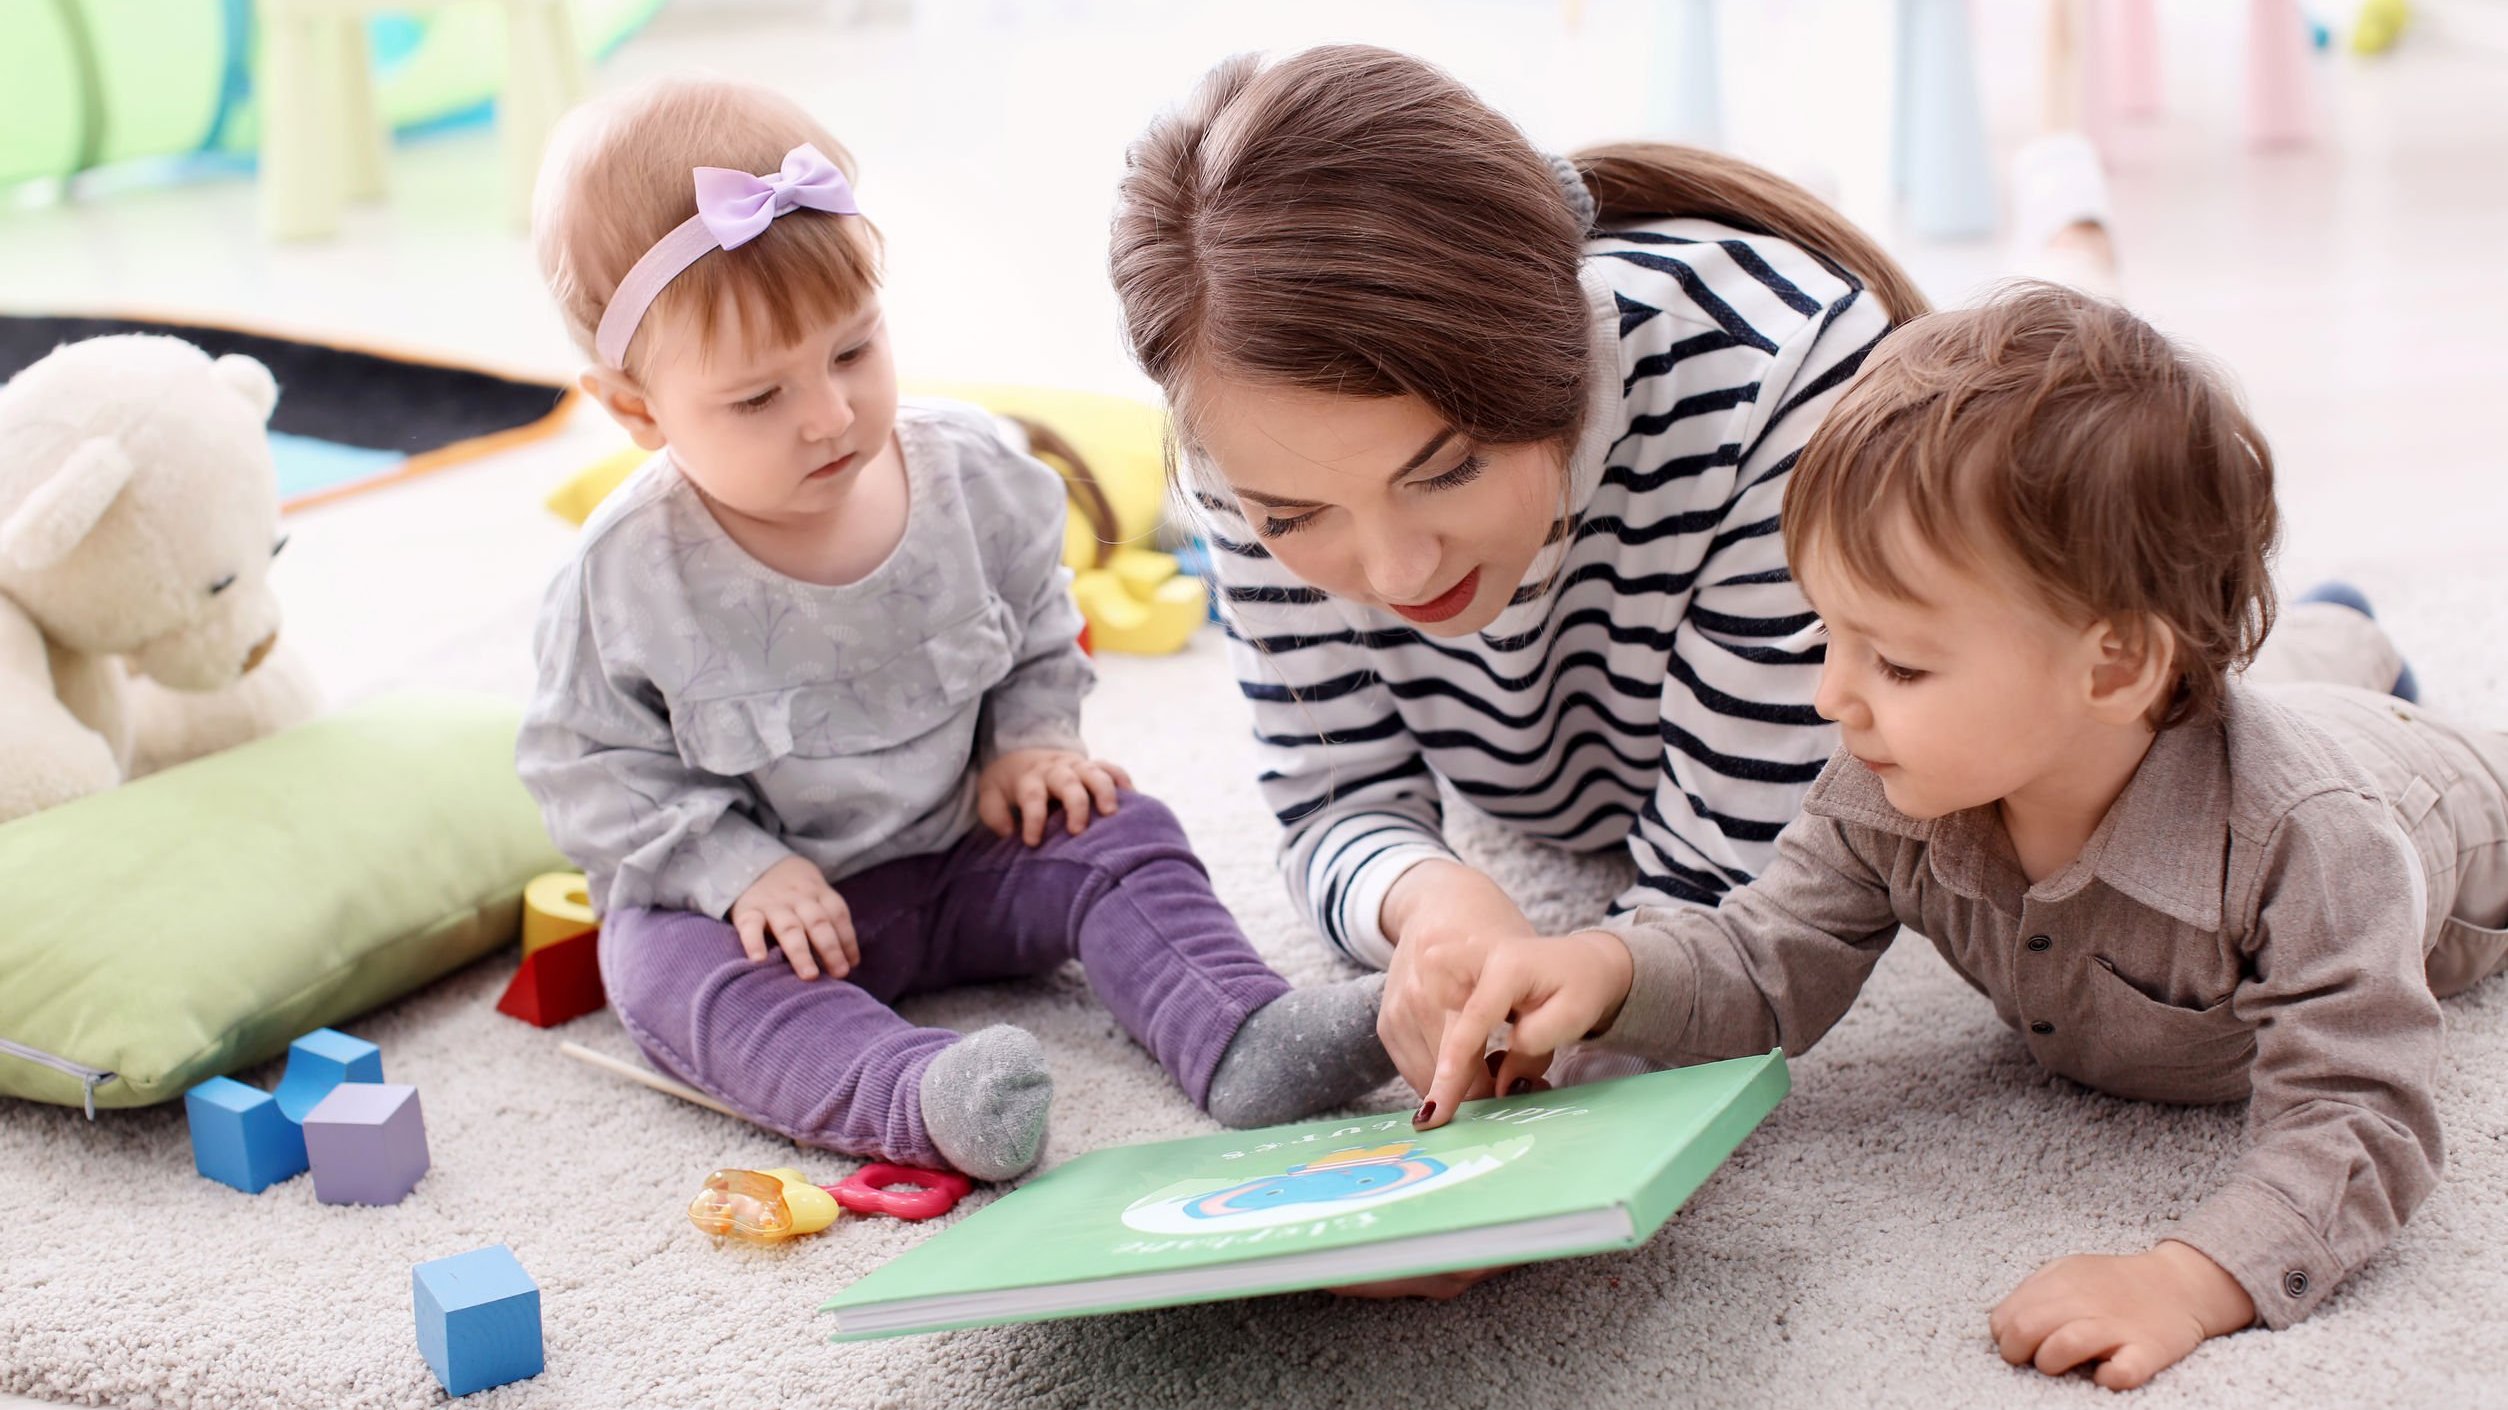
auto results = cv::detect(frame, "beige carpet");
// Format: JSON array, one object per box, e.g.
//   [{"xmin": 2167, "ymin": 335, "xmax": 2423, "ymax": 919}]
[{"xmin": 5, "ymin": 596, "xmax": 2507, "ymax": 1408}]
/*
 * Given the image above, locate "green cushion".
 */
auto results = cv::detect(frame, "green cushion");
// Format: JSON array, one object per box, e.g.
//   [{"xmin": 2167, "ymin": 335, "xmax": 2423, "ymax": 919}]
[{"xmin": 0, "ymin": 693, "xmax": 564, "ymax": 1109}]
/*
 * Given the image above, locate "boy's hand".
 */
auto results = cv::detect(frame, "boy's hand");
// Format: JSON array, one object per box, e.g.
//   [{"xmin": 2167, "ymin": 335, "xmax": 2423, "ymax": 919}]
[
  {"xmin": 730, "ymin": 855, "xmax": 860, "ymax": 981},
  {"xmin": 1409, "ymin": 930, "xmax": 1635, "ymax": 1129},
  {"xmin": 1378, "ymin": 861, "xmax": 1538, "ymax": 1092},
  {"xmin": 977, "ymin": 749, "xmax": 1133, "ymax": 846},
  {"xmin": 1989, "ymin": 1240, "xmax": 2256, "ymax": 1390}
]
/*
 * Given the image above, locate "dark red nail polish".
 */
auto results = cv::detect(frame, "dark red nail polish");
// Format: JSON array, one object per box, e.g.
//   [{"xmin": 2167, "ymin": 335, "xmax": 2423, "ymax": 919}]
[
  {"xmin": 1413, "ymin": 1101, "xmax": 1436, "ymax": 1126},
  {"xmin": 1507, "ymin": 1078, "xmax": 1532, "ymax": 1097}
]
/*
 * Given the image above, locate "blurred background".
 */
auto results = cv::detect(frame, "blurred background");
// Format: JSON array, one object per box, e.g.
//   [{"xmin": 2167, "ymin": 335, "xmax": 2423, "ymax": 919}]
[{"xmin": 1, "ymin": 0, "xmax": 2502, "ymax": 708}]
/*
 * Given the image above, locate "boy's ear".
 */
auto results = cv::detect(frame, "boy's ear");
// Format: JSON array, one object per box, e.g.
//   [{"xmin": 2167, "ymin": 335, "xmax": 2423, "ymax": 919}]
[
  {"xmin": 580, "ymin": 367, "xmax": 668, "ymax": 452},
  {"xmin": 2084, "ymin": 614, "xmax": 2177, "ymax": 725}
]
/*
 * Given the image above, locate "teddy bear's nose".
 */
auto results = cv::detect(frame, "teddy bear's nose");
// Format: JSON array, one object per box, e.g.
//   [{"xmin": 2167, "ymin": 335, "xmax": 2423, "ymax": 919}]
[{"xmin": 243, "ymin": 633, "xmax": 277, "ymax": 674}]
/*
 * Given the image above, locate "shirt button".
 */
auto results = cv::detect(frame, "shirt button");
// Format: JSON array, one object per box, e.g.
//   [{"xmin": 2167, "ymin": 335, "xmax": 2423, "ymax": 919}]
[
  {"xmin": 2030, "ymin": 1021, "xmax": 2055, "ymax": 1035},
  {"xmin": 2026, "ymin": 935, "xmax": 2052, "ymax": 952},
  {"xmin": 2285, "ymin": 1270, "xmax": 2309, "ymax": 1299}
]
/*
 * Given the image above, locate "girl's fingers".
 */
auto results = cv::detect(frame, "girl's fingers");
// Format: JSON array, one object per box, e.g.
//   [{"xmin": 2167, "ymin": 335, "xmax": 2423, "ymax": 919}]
[
  {"xmin": 734, "ymin": 911, "xmax": 770, "ymax": 963},
  {"xmin": 1016, "ymin": 772, "xmax": 1051, "ymax": 846},
  {"xmin": 771, "ymin": 910, "xmax": 820, "ymax": 980},
  {"xmin": 976, "ymin": 782, "xmax": 1015, "ymax": 838},
  {"xmin": 798, "ymin": 902, "xmax": 847, "ymax": 980},
  {"xmin": 1082, "ymin": 764, "xmax": 1122, "ymax": 816},
  {"xmin": 1053, "ymin": 769, "xmax": 1094, "ymax": 835},
  {"xmin": 1102, "ymin": 760, "xmax": 1135, "ymax": 795},
  {"xmin": 832, "ymin": 905, "xmax": 861, "ymax": 969}
]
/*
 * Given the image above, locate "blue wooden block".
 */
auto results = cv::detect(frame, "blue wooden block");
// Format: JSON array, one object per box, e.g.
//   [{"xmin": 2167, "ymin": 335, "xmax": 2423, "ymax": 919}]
[
  {"xmin": 185, "ymin": 1076, "xmax": 307, "ymax": 1193},
  {"xmin": 274, "ymin": 1027, "xmax": 383, "ymax": 1122},
  {"xmin": 413, "ymin": 1245, "xmax": 543, "ymax": 1396},
  {"xmin": 304, "ymin": 1082, "xmax": 430, "ymax": 1205}
]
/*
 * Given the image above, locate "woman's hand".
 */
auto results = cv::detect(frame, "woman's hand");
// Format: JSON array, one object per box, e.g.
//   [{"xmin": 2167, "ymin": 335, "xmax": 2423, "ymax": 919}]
[{"xmin": 1377, "ymin": 860, "xmax": 1537, "ymax": 1094}]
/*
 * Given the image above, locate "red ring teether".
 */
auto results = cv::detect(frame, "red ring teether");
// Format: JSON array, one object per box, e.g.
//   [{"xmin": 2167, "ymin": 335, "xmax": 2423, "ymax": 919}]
[{"xmin": 830, "ymin": 1163, "xmax": 973, "ymax": 1221}]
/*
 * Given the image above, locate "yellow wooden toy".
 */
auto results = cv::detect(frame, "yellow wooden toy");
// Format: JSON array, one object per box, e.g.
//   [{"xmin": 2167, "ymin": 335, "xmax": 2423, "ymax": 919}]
[
  {"xmin": 1073, "ymin": 548, "xmax": 1208, "ymax": 656},
  {"xmin": 521, "ymin": 871, "xmax": 598, "ymax": 956}
]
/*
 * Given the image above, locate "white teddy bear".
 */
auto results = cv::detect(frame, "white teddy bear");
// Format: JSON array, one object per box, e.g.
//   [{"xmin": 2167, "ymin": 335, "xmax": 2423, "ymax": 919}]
[{"xmin": 0, "ymin": 334, "xmax": 322, "ymax": 824}]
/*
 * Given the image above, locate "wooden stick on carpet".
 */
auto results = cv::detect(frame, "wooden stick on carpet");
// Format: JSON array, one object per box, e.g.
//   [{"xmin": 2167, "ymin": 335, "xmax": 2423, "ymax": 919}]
[{"xmin": 558, "ymin": 1040, "xmax": 741, "ymax": 1119}]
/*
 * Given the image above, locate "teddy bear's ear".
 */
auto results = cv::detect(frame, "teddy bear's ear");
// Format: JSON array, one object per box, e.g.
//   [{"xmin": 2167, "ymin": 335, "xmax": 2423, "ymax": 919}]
[
  {"xmin": 0, "ymin": 436, "xmax": 138, "ymax": 572},
  {"xmin": 212, "ymin": 353, "xmax": 279, "ymax": 423}
]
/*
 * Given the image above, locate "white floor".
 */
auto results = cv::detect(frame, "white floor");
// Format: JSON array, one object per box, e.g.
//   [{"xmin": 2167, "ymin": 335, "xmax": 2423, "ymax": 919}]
[{"xmin": 3, "ymin": 4, "xmax": 2506, "ymax": 1407}]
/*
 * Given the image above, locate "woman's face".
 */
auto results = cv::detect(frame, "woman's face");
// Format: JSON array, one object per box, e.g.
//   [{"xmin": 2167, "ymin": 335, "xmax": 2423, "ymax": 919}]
[{"xmin": 1188, "ymin": 380, "xmax": 1564, "ymax": 637}]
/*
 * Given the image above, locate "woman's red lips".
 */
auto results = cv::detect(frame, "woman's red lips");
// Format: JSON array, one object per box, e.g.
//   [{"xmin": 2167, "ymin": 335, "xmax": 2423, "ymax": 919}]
[{"xmin": 1390, "ymin": 568, "xmax": 1482, "ymax": 624}]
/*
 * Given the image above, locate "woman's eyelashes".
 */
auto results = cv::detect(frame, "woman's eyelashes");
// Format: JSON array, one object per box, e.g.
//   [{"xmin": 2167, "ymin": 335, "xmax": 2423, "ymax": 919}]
[
  {"xmin": 1417, "ymin": 452, "xmax": 1486, "ymax": 492},
  {"xmin": 1248, "ymin": 454, "xmax": 1489, "ymax": 539}
]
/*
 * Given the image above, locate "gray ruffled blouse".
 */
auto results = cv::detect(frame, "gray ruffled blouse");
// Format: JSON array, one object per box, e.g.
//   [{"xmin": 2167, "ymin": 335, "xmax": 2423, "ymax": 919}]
[{"xmin": 517, "ymin": 401, "xmax": 1091, "ymax": 917}]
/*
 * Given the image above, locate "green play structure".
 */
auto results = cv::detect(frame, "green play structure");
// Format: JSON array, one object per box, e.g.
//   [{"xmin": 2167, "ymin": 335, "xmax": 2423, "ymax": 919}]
[{"xmin": 0, "ymin": 0, "xmax": 664, "ymax": 189}]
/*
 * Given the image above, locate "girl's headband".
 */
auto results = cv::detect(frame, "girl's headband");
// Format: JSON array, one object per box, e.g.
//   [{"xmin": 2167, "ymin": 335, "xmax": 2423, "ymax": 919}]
[{"xmin": 594, "ymin": 142, "xmax": 860, "ymax": 370}]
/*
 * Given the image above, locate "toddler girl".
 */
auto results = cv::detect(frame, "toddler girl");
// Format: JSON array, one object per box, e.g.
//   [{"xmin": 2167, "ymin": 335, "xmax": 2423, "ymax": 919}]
[{"xmin": 518, "ymin": 77, "xmax": 1391, "ymax": 1180}]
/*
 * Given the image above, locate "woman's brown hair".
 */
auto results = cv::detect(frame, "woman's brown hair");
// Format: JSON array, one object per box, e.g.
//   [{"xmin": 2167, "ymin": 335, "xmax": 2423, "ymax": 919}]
[{"xmin": 1109, "ymin": 44, "xmax": 1928, "ymax": 463}]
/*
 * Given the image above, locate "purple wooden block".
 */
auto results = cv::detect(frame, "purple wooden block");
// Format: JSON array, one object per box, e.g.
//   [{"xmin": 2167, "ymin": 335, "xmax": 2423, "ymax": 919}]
[{"xmin": 303, "ymin": 1082, "xmax": 430, "ymax": 1206}]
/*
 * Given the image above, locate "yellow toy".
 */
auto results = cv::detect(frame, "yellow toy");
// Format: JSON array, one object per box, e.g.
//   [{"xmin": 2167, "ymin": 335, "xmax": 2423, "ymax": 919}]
[
  {"xmin": 1072, "ymin": 547, "xmax": 1208, "ymax": 656},
  {"xmin": 520, "ymin": 871, "xmax": 597, "ymax": 956},
  {"xmin": 687, "ymin": 1167, "xmax": 840, "ymax": 1243}
]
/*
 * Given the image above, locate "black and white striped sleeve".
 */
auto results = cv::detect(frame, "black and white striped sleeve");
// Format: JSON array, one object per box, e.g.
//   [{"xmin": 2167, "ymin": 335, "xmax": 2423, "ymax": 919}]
[
  {"xmin": 1615, "ymin": 262, "xmax": 1892, "ymax": 914},
  {"xmin": 1201, "ymin": 501, "xmax": 1451, "ymax": 969}
]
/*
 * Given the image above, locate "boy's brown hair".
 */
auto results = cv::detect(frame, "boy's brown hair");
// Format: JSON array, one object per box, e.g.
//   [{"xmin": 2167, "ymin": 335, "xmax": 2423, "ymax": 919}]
[
  {"xmin": 532, "ymin": 76, "xmax": 882, "ymax": 376},
  {"xmin": 1783, "ymin": 282, "xmax": 2278, "ymax": 729}
]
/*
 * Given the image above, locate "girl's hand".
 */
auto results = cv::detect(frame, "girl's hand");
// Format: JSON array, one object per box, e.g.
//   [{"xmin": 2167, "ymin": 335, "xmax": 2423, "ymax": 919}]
[
  {"xmin": 1412, "ymin": 931, "xmax": 1635, "ymax": 1130},
  {"xmin": 1988, "ymin": 1241, "xmax": 2256, "ymax": 1391},
  {"xmin": 977, "ymin": 749, "xmax": 1134, "ymax": 846},
  {"xmin": 730, "ymin": 855, "xmax": 860, "ymax": 981},
  {"xmin": 1377, "ymin": 861, "xmax": 1537, "ymax": 1093}
]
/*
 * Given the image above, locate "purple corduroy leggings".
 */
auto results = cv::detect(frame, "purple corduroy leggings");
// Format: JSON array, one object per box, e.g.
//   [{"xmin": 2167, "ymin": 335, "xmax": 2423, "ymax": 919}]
[{"xmin": 600, "ymin": 791, "xmax": 1290, "ymax": 1165}]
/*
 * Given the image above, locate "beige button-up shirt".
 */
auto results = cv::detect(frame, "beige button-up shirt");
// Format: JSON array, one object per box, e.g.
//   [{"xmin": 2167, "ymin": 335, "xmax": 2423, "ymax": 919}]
[{"xmin": 1597, "ymin": 682, "xmax": 2453, "ymax": 1328}]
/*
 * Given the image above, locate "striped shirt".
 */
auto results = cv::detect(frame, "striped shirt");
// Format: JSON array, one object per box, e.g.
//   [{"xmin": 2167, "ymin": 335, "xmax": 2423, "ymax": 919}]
[{"xmin": 1196, "ymin": 218, "xmax": 1894, "ymax": 968}]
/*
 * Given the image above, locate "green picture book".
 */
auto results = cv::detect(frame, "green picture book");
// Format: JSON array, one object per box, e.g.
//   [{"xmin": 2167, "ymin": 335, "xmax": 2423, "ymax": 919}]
[{"xmin": 821, "ymin": 1049, "xmax": 1789, "ymax": 1340}]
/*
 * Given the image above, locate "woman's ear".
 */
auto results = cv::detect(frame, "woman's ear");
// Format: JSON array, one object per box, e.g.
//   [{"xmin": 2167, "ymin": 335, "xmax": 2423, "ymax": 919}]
[
  {"xmin": 2084, "ymin": 614, "xmax": 2177, "ymax": 726},
  {"xmin": 580, "ymin": 367, "xmax": 668, "ymax": 452}
]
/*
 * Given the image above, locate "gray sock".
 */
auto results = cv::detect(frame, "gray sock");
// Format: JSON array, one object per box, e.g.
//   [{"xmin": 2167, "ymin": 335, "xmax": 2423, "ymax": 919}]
[
  {"xmin": 1204, "ymin": 973, "xmax": 1398, "ymax": 1129},
  {"xmin": 918, "ymin": 1025, "xmax": 1053, "ymax": 1181}
]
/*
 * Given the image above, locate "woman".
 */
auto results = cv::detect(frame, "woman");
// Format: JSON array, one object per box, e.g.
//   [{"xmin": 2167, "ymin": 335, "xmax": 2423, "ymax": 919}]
[{"xmin": 1109, "ymin": 44, "xmax": 1925, "ymax": 1098}]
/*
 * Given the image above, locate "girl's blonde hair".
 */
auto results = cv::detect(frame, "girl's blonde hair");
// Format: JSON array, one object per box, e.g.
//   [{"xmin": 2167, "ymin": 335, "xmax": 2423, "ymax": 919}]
[
  {"xmin": 533, "ymin": 76, "xmax": 883, "ymax": 375},
  {"xmin": 1109, "ymin": 45, "xmax": 1927, "ymax": 461}
]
